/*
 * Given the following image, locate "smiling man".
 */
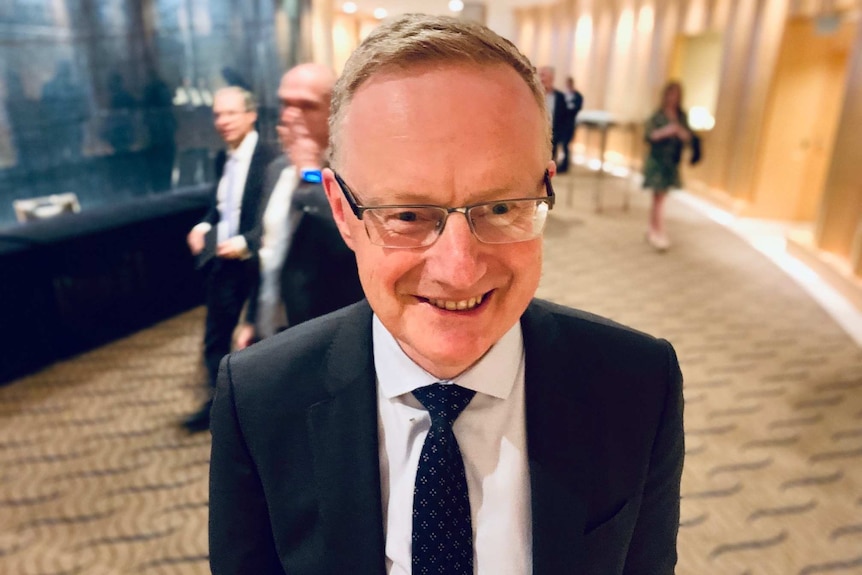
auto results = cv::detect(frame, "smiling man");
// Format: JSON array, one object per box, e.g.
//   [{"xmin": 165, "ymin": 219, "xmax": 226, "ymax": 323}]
[{"xmin": 209, "ymin": 14, "xmax": 684, "ymax": 575}]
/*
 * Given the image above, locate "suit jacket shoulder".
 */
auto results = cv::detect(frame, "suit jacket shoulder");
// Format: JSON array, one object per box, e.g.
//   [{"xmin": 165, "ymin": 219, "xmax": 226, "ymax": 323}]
[
  {"xmin": 227, "ymin": 299, "xmax": 372, "ymax": 408},
  {"xmin": 210, "ymin": 300, "xmax": 385, "ymax": 574}
]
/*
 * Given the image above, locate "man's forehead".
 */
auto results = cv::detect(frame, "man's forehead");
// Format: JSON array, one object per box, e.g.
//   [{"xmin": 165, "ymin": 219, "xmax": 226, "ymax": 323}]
[
  {"xmin": 214, "ymin": 91, "xmax": 245, "ymax": 110},
  {"xmin": 346, "ymin": 62, "xmax": 528, "ymax": 109},
  {"xmin": 280, "ymin": 69, "xmax": 331, "ymax": 95},
  {"xmin": 339, "ymin": 62, "xmax": 544, "ymax": 156},
  {"xmin": 339, "ymin": 69, "xmax": 546, "ymax": 192},
  {"xmin": 278, "ymin": 82, "xmax": 324, "ymax": 101}
]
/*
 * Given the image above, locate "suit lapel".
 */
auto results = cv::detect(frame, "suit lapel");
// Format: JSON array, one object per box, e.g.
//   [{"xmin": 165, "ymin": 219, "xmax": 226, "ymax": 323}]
[
  {"xmin": 522, "ymin": 301, "xmax": 590, "ymax": 573},
  {"xmin": 307, "ymin": 303, "xmax": 387, "ymax": 573},
  {"xmin": 239, "ymin": 140, "xmax": 265, "ymax": 219}
]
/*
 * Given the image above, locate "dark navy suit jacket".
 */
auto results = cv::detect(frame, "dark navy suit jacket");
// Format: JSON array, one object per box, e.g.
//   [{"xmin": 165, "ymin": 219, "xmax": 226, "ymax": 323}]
[{"xmin": 209, "ymin": 298, "xmax": 684, "ymax": 574}]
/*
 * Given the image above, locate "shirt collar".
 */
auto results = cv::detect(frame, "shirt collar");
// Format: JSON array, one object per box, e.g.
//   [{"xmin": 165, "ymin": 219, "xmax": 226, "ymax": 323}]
[
  {"xmin": 229, "ymin": 130, "xmax": 258, "ymax": 162},
  {"xmin": 373, "ymin": 314, "xmax": 523, "ymax": 401}
]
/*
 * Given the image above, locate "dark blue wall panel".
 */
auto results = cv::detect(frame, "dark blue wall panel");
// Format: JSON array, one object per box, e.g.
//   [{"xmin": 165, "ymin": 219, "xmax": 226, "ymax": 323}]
[{"xmin": 0, "ymin": 0, "xmax": 284, "ymax": 228}]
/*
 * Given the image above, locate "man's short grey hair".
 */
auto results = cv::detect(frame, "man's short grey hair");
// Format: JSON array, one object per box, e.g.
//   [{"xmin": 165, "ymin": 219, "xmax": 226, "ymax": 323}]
[
  {"xmin": 329, "ymin": 13, "xmax": 549, "ymax": 167},
  {"xmin": 215, "ymin": 86, "xmax": 258, "ymax": 113}
]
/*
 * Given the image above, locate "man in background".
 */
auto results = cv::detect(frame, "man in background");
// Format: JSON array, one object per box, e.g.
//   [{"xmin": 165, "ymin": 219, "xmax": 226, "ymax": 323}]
[
  {"xmin": 236, "ymin": 63, "xmax": 363, "ymax": 346},
  {"xmin": 562, "ymin": 76, "xmax": 584, "ymax": 173},
  {"xmin": 183, "ymin": 86, "xmax": 278, "ymax": 433},
  {"xmin": 539, "ymin": 66, "xmax": 569, "ymax": 173}
]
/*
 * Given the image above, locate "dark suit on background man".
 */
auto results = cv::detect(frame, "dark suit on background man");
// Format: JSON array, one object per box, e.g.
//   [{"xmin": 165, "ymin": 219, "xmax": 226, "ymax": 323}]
[
  {"xmin": 550, "ymin": 88, "xmax": 568, "ymax": 146},
  {"xmin": 210, "ymin": 299, "xmax": 683, "ymax": 574},
  {"xmin": 561, "ymin": 81, "xmax": 584, "ymax": 172},
  {"xmin": 196, "ymin": 142, "xmax": 279, "ymax": 267},
  {"xmin": 240, "ymin": 63, "xmax": 363, "ymax": 341},
  {"xmin": 197, "ymin": 138, "xmax": 278, "ymax": 385},
  {"xmin": 540, "ymin": 66, "xmax": 572, "ymax": 173},
  {"xmin": 243, "ymin": 163, "xmax": 363, "ymax": 335},
  {"xmin": 240, "ymin": 154, "xmax": 290, "ymax": 336},
  {"xmin": 550, "ymin": 88, "xmax": 570, "ymax": 171},
  {"xmin": 279, "ymin": 179, "xmax": 364, "ymax": 326}
]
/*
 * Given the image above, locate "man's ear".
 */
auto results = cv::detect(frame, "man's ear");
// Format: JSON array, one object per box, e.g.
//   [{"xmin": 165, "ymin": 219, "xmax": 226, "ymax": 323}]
[{"xmin": 322, "ymin": 168, "xmax": 356, "ymax": 250}]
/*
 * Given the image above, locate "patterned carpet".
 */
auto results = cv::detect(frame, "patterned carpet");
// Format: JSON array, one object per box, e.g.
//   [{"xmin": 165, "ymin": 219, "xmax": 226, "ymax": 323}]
[{"xmin": 1, "ymin": 167, "xmax": 861, "ymax": 574}]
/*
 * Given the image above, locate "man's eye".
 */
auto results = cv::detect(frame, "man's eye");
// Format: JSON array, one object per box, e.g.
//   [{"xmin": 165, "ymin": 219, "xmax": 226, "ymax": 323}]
[
  {"xmin": 395, "ymin": 211, "xmax": 418, "ymax": 222},
  {"xmin": 491, "ymin": 203, "xmax": 510, "ymax": 215}
]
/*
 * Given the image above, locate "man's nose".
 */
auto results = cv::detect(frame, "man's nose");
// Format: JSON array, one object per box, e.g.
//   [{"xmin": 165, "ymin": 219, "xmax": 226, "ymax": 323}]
[{"xmin": 424, "ymin": 212, "xmax": 486, "ymax": 289}]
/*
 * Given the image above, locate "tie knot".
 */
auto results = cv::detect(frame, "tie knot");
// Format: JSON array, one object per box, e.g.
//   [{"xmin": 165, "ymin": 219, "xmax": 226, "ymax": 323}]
[{"xmin": 413, "ymin": 383, "xmax": 475, "ymax": 426}]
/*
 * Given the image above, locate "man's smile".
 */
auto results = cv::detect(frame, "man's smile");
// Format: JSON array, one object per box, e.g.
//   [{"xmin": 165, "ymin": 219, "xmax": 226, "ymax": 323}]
[{"xmin": 418, "ymin": 290, "xmax": 493, "ymax": 312}]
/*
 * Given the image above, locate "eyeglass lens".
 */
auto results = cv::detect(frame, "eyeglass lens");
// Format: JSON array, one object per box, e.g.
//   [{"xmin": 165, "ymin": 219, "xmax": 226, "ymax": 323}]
[{"xmin": 362, "ymin": 199, "xmax": 550, "ymax": 247}]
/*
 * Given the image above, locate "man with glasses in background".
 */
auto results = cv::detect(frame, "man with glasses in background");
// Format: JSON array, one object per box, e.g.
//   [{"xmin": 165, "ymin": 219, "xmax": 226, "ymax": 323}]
[
  {"xmin": 209, "ymin": 14, "xmax": 684, "ymax": 575},
  {"xmin": 183, "ymin": 86, "xmax": 278, "ymax": 433}
]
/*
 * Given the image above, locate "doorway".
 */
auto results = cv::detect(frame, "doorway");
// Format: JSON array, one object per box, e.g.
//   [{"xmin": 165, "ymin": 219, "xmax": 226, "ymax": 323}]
[{"xmin": 749, "ymin": 15, "xmax": 855, "ymax": 221}]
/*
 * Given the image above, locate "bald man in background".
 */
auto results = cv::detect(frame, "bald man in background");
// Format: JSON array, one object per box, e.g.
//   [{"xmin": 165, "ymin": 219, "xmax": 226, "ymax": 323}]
[{"xmin": 237, "ymin": 63, "xmax": 363, "ymax": 347}]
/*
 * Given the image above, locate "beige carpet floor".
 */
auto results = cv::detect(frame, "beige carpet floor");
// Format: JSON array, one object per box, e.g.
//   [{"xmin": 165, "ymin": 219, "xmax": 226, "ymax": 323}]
[{"xmin": 1, "ymin": 167, "xmax": 860, "ymax": 574}]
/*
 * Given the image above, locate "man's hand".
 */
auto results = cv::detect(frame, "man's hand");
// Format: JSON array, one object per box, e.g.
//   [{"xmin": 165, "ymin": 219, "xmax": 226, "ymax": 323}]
[
  {"xmin": 187, "ymin": 228, "xmax": 206, "ymax": 255},
  {"xmin": 235, "ymin": 324, "xmax": 256, "ymax": 350},
  {"xmin": 282, "ymin": 119, "xmax": 325, "ymax": 171},
  {"xmin": 216, "ymin": 236, "xmax": 247, "ymax": 259},
  {"xmin": 288, "ymin": 136, "xmax": 325, "ymax": 171},
  {"xmin": 277, "ymin": 124, "xmax": 294, "ymax": 153}
]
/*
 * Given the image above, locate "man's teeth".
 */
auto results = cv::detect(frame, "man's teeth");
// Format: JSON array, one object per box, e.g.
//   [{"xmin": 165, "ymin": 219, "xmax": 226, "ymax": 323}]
[{"xmin": 428, "ymin": 294, "xmax": 484, "ymax": 311}]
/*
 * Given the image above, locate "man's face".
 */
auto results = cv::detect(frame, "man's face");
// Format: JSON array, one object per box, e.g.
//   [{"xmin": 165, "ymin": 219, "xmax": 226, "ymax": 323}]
[
  {"xmin": 278, "ymin": 68, "xmax": 330, "ymax": 147},
  {"xmin": 324, "ymin": 63, "xmax": 554, "ymax": 379},
  {"xmin": 539, "ymin": 67, "xmax": 554, "ymax": 93},
  {"xmin": 213, "ymin": 90, "xmax": 256, "ymax": 148}
]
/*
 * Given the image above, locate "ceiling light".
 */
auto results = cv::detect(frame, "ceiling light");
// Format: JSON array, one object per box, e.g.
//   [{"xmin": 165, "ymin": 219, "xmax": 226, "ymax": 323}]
[
  {"xmin": 342, "ymin": 2, "xmax": 358, "ymax": 14},
  {"xmin": 373, "ymin": 7, "xmax": 387, "ymax": 19},
  {"xmin": 448, "ymin": 0, "xmax": 464, "ymax": 12}
]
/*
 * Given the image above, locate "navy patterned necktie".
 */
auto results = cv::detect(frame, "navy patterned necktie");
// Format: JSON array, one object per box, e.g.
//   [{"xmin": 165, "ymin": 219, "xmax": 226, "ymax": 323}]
[{"xmin": 412, "ymin": 383, "xmax": 476, "ymax": 575}]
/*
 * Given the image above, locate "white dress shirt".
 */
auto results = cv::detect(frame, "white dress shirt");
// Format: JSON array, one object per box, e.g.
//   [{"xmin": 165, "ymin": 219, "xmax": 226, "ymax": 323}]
[
  {"xmin": 374, "ymin": 316, "xmax": 532, "ymax": 575},
  {"xmin": 215, "ymin": 130, "xmax": 258, "ymax": 244},
  {"xmin": 255, "ymin": 165, "xmax": 301, "ymax": 337}
]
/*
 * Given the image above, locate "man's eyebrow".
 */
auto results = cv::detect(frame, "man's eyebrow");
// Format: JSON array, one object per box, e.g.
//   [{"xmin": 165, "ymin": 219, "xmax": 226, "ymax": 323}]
[
  {"xmin": 279, "ymin": 93, "xmax": 320, "ymax": 105},
  {"xmin": 463, "ymin": 178, "xmax": 548, "ymax": 204},
  {"xmin": 355, "ymin": 190, "xmax": 431, "ymax": 206},
  {"xmin": 357, "ymin": 179, "xmax": 545, "ymax": 206}
]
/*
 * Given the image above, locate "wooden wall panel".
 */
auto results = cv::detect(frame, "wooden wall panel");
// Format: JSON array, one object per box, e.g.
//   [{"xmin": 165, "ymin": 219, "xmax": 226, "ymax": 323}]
[
  {"xmin": 816, "ymin": 12, "xmax": 862, "ymax": 261},
  {"xmin": 512, "ymin": 0, "xmax": 860, "ymax": 275}
]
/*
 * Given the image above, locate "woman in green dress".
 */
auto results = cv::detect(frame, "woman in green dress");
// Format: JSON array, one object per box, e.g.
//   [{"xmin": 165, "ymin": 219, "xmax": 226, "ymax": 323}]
[{"xmin": 643, "ymin": 81, "xmax": 691, "ymax": 251}]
